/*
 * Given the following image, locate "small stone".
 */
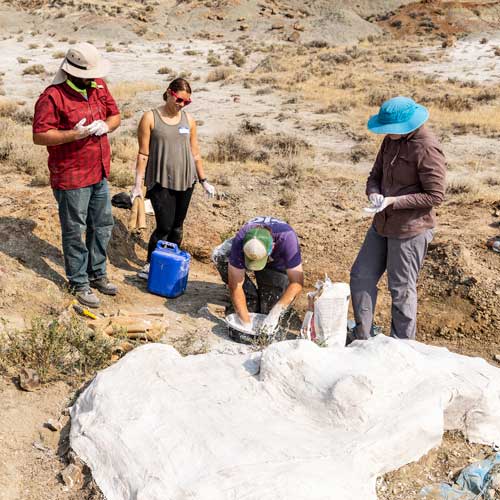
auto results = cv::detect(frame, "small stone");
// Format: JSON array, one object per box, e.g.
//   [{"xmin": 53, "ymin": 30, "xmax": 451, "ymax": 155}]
[
  {"xmin": 271, "ymin": 22, "xmax": 284, "ymax": 30},
  {"xmin": 293, "ymin": 22, "xmax": 304, "ymax": 31},
  {"xmin": 45, "ymin": 419, "xmax": 62, "ymax": 432},
  {"xmin": 61, "ymin": 464, "xmax": 84, "ymax": 489},
  {"xmin": 236, "ymin": 17, "xmax": 245, "ymax": 21},
  {"xmin": 287, "ymin": 31, "xmax": 300, "ymax": 42},
  {"xmin": 239, "ymin": 24, "xmax": 249, "ymax": 31},
  {"xmin": 19, "ymin": 368, "xmax": 40, "ymax": 392},
  {"xmin": 494, "ymin": 354, "xmax": 500, "ymax": 363}
]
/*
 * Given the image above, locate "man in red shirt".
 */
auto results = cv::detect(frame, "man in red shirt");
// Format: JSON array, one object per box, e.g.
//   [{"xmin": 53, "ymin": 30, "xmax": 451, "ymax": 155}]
[{"xmin": 33, "ymin": 43, "xmax": 121, "ymax": 308}]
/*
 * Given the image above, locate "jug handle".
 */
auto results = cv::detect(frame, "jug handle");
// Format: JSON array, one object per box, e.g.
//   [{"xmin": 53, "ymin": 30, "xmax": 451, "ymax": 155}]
[{"xmin": 157, "ymin": 241, "xmax": 179, "ymax": 252}]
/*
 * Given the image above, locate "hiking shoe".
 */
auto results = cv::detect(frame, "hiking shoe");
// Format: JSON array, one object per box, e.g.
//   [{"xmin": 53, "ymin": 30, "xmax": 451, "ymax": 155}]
[
  {"xmin": 137, "ymin": 263, "xmax": 150, "ymax": 280},
  {"xmin": 90, "ymin": 277, "xmax": 118, "ymax": 296},
  {"xmin": 75, "ymin": 288, "xmax": 100, "ymax": 308}
]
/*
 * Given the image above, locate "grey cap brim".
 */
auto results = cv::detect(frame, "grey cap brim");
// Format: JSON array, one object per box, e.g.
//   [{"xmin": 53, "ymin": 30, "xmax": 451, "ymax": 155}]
[{"xmin": 367, "ymin": 104, "xmax": 429, "ymax": 134}]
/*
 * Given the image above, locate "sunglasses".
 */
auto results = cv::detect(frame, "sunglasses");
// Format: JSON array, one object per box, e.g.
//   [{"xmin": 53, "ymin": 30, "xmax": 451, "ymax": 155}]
[{"xmin": 169, "ymin": 89, "xmax": 192, "ymax": 106}]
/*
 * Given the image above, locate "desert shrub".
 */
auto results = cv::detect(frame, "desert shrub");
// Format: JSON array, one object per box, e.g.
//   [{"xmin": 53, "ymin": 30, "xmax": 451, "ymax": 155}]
[
  {"xmin": 0, "ymin": 100, "xmax": 17, "ymax": 118},
  {"xmin": 407, "ymin": 51, "xmax": 429, "ymax": 62},
  {"xmin": 230, "ymin": 49, "xmax": 246, "ymax": 67},
  {"xmin": 207, "ymin": 50, "xmax": 222, "ymax": 66},
  {"xmin": 253, "ymin": 56, "xmax": 284, "ymax": 73},
  {"xmin": 239, "ymin": 119, "xmax": 264, "ymax": 135},
  {"xmin": 350, "ymin": 145, "xmax": 371, "ymax": 163},
  {"xmin": 208, "ymin": 133, "xmax": 253, "ymax": 162},
  {"xmin": 273, "ymin": 156, "xmax": 306, "ymax": 183},
  {"xmin": 108, "ymin": 163, "xmax": 134, "ymax": 188},
  {"xmin": 256, "ymin": 87, "xmax": 273, "ymax": 95},
  {"xmin": 206, "ymin": 67, "xmax": 234, "ymax": 82},
  {"xmin": 434, "ymin": 94, "xmax": 472, "ymax": 111},
  {"xmin": 17, "ymin": 57, "xmax": 29, "ymax": 64},
  {"xmin": 306, "ymin": 40, "xmax": 329, "ymax": 48},
  {"xmin": 315, "ymin": 102, "xmax": 350, "ymax": 114},
  {"xmin": 45, "ymin": 42, "xmax": 54, "ymax": 48},
  {"xmin": 0, "ymin": 316, "xmax": 118, "ymax": 382},
  {"xmin": 278, "ymin": 188, "xmax": 296, "ymax": 207},
  {"xmin": 318, "ymin": 52, "xmax": 350, "ymax": 64},
  {"xmin": 258, "ymin": 133, "xmax": 311, "ymax": 157},
  {"xmin": 157, "ymin": 66, "xmax": 174, "ymax": 75},
  {"xmin": 110, "ymin": 135, "xmax": 136, "ymax": 162},
  {"xmin": 474, "ymin": 89, "xmax": 497, "ymax": 103},
  {"xmin": 484, "ymin": 176, "xmax": 500, "ymax": 186},
  {"xmin": 28, "ymin": 43, "xmax": 39, "ymax": 49},
  {"xmin": 446, "ymin": 180, "xmax": 477, "ymax": 195},
  {"xmin": 184, "ymin": 49, "xmax": 201, "ymax": 56},
  {"xmin": 367, "ymin": 89, "xmax": 391, "ymax": 107},
  {"xmin": 30, "ymin": 170, "xmax": 50, "ymax": 186},
  {"xmin": 22, "ymin": 64, "xmax": 45, "ymax": 75},
  {"xmin": 52, "ymin": 50, "xmax": 65, "ymax": 58}
]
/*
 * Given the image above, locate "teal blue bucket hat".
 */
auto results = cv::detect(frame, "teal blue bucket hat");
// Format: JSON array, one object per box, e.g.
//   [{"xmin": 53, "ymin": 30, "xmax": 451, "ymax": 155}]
[{"xmin": 367, "ymin": 96, "xmax": 429, "ymax": 134}]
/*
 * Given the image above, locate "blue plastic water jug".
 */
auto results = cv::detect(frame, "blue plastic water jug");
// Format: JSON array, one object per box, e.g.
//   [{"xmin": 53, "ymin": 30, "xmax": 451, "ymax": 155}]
[{"xmin": 147, "ymin": 241, "xmax": 191, "ymax": 298}]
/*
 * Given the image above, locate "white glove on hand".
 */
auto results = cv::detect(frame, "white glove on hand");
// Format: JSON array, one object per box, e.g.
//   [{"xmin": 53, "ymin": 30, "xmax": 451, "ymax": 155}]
[
  {"xmin": 369, "ymin": 193, "xmax": 384, "ymax": 207},
  {"xmin": 86, "ymin": 119, "xmax": 109, "ymax": 136},
  {"xmin": 364, "ymin": 196, "xmax": 394, "ymax": 214},
  {"xmin": 201, "ymin": 180, "xmax": 216, "ymax": 198},
  {"xmin": 73, "ymin": 118, "xmax": 90, "ymax": 139},
  {"xmin": 237, "ymin": 316, "xmax": 253, "ymax": 333},
  {"xmin": 130, "ymin": 186, "xmax": 143, "ymax": 204},
  {"xmin": 261, "ymin": 303, "xmax": 286, "ymax": 335}
]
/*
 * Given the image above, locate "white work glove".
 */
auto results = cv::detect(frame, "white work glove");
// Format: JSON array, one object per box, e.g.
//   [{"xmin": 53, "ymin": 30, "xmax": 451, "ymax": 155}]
[
  {"xmin": 261, "ymin": 303, "xmax": 286, "ymax": 335},
  {"xmin": 363, "ymin": 196, "xmax": 394, "ymax": 214},
  {"xmin": 86, "ymin": 119, "xmax": 109, "ymax": 136},
  {"xmin": 130, "ymin": 186, "xmax": 143, "ymax": 204},
  {"xmin": 73, "ymin": 118, "xmax": 91, "ymax": 139},
  {"xmin": 369, "ymin": 193, "xmax": 384, "ymax": 208},
  {"xmin": 201, "ymin": 180, "xmax": 216, "ymax": 198},
  {"xmin": 130, "ymin": 173, "xmax": 144, "ymax": 204}
]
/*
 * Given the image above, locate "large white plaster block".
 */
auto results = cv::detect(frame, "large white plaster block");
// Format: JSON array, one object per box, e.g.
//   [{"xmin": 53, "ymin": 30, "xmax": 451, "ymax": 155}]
[{"xmin": 70, "ymin": 336, "xmax": 500, "ymax": 500}]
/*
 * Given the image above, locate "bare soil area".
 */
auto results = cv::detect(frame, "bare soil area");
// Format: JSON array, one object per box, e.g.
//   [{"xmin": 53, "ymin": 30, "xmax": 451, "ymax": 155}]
[{"xmin": 0, "ymin": 0, "xmax": 499, "ymax": 498}]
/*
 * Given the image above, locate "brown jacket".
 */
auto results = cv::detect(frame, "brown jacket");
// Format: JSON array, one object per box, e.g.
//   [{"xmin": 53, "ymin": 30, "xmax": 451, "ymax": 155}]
[{"xmin": 366, "ymin": 126, "xmax": 446, "ymax": 239}]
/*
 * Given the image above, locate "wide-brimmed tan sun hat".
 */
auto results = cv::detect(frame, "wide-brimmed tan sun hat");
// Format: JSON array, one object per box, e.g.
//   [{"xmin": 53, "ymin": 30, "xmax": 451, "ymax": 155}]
[{"xmin": 52, "ymin": 42, "xmax": 111, "ymax": 85}]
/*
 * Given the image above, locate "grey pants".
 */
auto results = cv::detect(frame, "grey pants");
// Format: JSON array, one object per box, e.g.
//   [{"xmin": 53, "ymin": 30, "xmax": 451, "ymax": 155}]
[
  {"xmin": 350, "ymin": 226, "xmax": 433, "ymax": 340},
  {"xmin": 212, "ymin": 239, "xmax": 289, "ymax": 314},
  {"xmin": 53, "ymin": 179, "xmax": 114, "ymax": 291}
]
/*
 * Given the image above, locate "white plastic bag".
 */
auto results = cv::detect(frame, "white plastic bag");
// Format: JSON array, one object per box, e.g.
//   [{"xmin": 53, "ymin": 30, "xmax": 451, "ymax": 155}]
[{"xmin": 301, "ymin": 277, "xmax": 350, "ymax": 348}]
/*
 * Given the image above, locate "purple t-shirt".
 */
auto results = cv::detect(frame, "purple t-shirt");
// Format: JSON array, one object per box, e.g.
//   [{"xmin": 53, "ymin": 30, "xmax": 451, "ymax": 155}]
[{"xmin": 229, "ymin": 216, "xmax": 302, "ymax": 271}]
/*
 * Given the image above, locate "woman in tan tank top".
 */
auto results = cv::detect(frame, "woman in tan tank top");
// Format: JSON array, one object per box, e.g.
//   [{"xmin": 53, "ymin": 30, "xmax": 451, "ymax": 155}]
[{"xmin": 131, "ymin": 78, "xmax": 216, "ymax": 279}]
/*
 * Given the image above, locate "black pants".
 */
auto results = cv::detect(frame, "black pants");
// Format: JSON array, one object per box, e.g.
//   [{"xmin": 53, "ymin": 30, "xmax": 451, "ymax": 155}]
[{"xmin": 147, "ymin": 184, "xmax": 194, "ymax": 261}]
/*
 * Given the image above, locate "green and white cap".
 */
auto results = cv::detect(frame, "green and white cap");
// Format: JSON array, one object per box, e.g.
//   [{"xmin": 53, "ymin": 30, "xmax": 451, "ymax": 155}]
[{"xmin": 243, "ymin": 227, "xmax": 273, "ymax": 271}]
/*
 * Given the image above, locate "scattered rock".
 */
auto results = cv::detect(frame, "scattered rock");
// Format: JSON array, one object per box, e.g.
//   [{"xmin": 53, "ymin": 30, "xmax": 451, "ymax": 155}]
[
  {"xmin": 494, "ymin": 354, "xmax": 500, "ymax": 363},
  {"xmin": 293, "ymin": 22, "xmax": 304, "ymax": 31},
  {"xmin": 287, "ymin": 31, "xmax": 300, "ymax": 43},
  {"xmin": 239, "ymin": 24, "xmax": 249, "ymax": 31},
  {"xmin": 271, "ymin": 22, "xmax": 284, "ymax": 30},
  {"xmin": 18, "ymin": 367, "xmax": 40, "ymax": 392},
  {"xmin": 45, "ymin": 419, "xmax": 63, "ymax": 432},
  {"xmin": 61, "ymin": 464, "xmax": 84, "ymax": 489}
]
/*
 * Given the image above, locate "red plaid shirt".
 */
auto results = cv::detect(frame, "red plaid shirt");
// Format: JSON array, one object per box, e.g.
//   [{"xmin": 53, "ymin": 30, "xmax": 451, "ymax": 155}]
[{"xmin": 33, "ymin": 78, "xmax": 120, "ymax": 190}]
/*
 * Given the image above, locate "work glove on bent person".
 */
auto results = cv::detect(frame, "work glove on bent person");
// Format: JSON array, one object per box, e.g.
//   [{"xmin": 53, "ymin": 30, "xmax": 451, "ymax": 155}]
[
  {"xmin": 201, "ymin": 180, "xmax": 216, "ymax": 198},
  {"xmin": 86, "ymin": 119, "xmax": 109, "ymax": 137},
  {"xmin": 369, "ymin": 193, "xmax": 384, "ymax": 208},
  {"xmin": 261, "ymin": 303, "xmax": 286, "ymax": 335},
  {"xmin": 73, "ymin": 118, "xmax": 91, "ymax": 139}
]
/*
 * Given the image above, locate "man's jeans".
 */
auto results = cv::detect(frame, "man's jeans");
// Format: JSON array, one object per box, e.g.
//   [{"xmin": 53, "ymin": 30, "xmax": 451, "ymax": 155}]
[
  {"xmin": 53, "ymin": 179, "xmax": 114, "ymax": 291},
  {"xmin": 350, "ymin": 225, "xmax": 433, "ymax": 340}
]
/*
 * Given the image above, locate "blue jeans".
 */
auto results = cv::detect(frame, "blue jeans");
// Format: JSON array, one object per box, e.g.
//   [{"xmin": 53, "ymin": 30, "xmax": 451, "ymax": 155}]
[{"xmin": 53, "ymin": 179, "xmax": 114, "ymax": 290}]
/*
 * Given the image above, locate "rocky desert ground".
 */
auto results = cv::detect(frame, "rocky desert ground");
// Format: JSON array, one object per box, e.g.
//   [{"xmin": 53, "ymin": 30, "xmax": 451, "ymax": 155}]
[{"xmin": 0, "ymin": 0, "xmax": 499, "ymax": 499}]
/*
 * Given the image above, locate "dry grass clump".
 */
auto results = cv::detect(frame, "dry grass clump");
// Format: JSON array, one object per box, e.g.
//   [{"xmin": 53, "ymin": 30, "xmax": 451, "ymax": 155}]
[
  {"xmin": 109, "ymin": 81, "xmax": 161, "ymax": 101},
  {"xmin": 239, "ymin": 119, "xmax": 264, "ymax": 135},
  {"xmin": 208, "ymin": 133, "xmax": 253, "ymax": 162},
  {"xmin": 17, "ymin": 56, "xmax": 29, "ymax": 64},
  {"xmin": 157, "ymin": 66, "xmax": 174, "ymax": 75},
  {"xmin": 207, "ymin": 50, "xmax": 222, "ymax": 66},
  {"xmin": 22, "ymin": 64, "xmax": 46, "ymax": 75},
  {"xmin": 230, "ymin": 49, "xmax": 246, "ymax": 67},
  {"xmin": 111, "ymin": 134, "xmax": 136, "ymax": 162},
  {"xmin": 0, "ymin": 99, "xmax": 18, "ymax": 118},
  {"xmin": 0, "ymin": 316, "xmax": 118, "ymax": 383},
  {"xmin": 108, "ymin": 164, "xmax": 134, "ymax": 188},
  {"xmin": 206, "ymin": 67, "xmax": 234, "ymax": 82}
]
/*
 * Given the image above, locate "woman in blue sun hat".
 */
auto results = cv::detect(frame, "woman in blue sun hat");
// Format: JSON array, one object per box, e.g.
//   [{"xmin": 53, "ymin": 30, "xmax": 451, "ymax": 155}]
[{"xmin": 350, "ymin": 96, "xmax": 446, "ymax": 341}]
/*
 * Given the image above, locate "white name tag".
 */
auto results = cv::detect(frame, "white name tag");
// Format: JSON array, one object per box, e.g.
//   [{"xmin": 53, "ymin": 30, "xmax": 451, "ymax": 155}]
[{"xmin": 179, "ymin": 127, "xmax": 190, "ymax": 135}]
